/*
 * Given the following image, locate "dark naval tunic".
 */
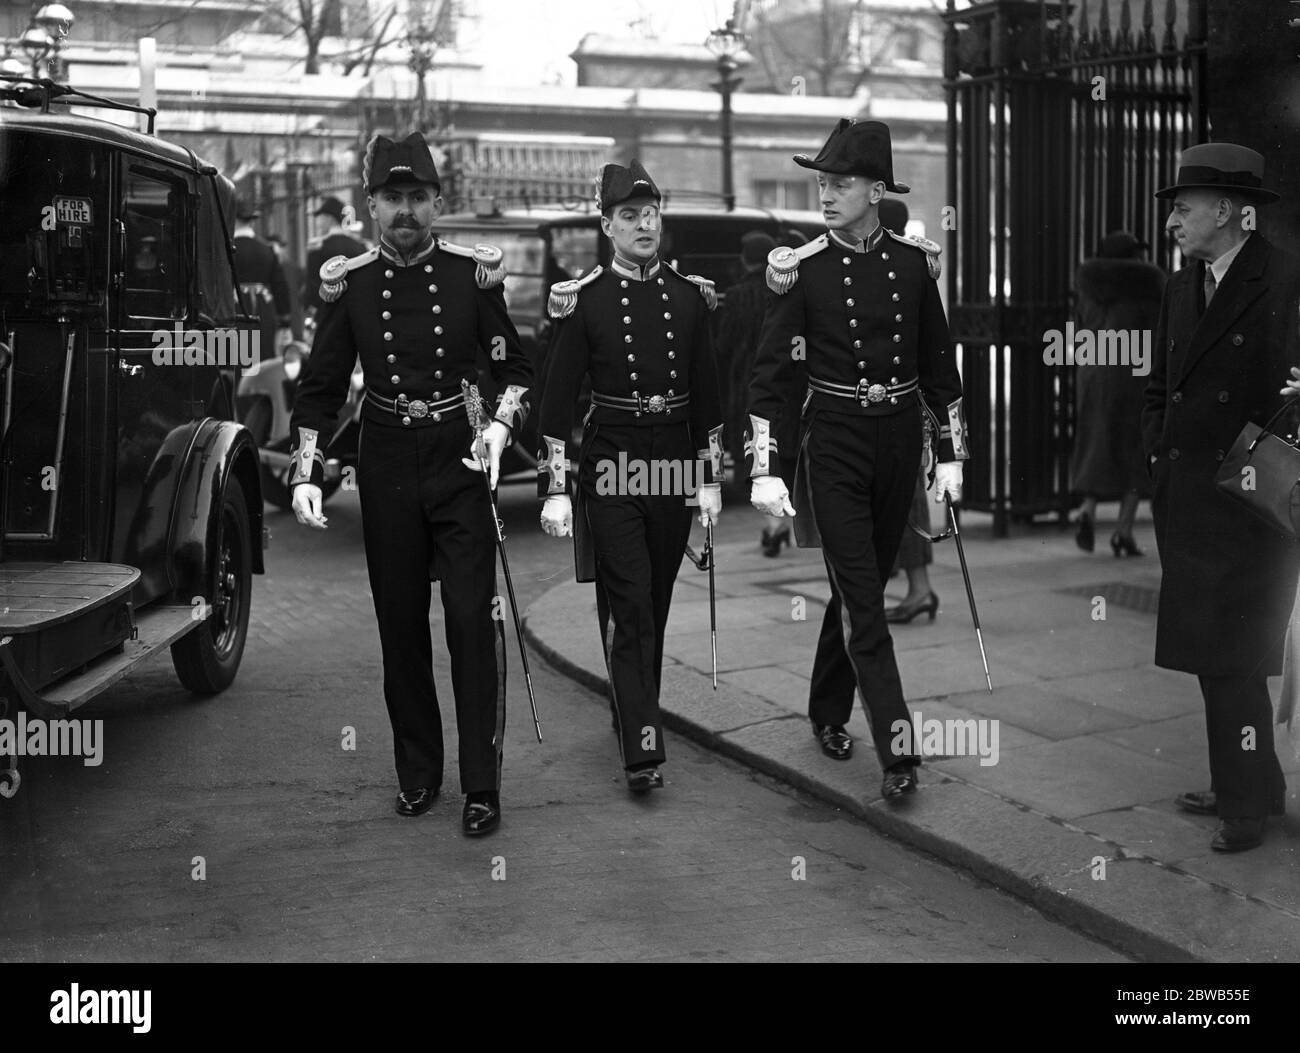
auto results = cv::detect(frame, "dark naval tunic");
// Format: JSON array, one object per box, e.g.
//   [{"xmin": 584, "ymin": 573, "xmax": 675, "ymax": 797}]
[
  {"xmin": 537, "ymin": 255, "xmax": 723, "ymax": 771},
  {"xmin": 289, "ymin": 231, "xmax": 532, "ymax": 795},
  {"xmin": 746, "ymin": 224, "xmax": 967, "ymax": 770}
]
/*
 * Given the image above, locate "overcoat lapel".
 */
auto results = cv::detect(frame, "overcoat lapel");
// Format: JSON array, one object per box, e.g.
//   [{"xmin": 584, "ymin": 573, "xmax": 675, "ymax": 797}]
[{"xmin": 1176, "ymin": 236, "xmax": 1271, "ymax": 386}]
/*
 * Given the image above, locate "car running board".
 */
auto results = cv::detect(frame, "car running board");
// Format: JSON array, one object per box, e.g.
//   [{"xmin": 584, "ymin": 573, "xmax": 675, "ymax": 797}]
[{"xmin": 0, "ymin": 604, "xmax": 204, "ymax": 718}]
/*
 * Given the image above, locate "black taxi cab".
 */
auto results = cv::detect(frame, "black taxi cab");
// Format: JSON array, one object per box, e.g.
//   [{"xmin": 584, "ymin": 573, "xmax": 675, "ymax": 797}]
[{"xmin": 0, "ymin": 78, "xmax": 265, "ymax": 793}]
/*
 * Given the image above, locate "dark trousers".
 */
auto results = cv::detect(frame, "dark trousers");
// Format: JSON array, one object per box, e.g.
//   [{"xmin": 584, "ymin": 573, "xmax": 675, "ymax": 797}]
[
  {"xmin": 1198, "ymin": 675, "xmax": 1286, "ymax": 818},
  {"xmin": 804, "ymin": 410, "xmax": 922, "ymax": 770},
  {"xmin": 357, "ymin": 418, "xmax": 506, "ymax": 794},
  {"xmin": 581, "ymin": 423, "xmax": 694, "ymax": 770}
]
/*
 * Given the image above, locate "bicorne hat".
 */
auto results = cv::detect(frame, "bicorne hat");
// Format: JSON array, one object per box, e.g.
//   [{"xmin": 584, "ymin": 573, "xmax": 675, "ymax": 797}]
[
  {"xmin": 794, "ymin": 119, "xmax": 910, "ymax": 194},
  {"xmin": 1155, "ymin": 142, "xmax": 1278, "ymax": 203},
  {"xmin": 597, "ymin": 159, "xmax": 661, "ymax": 212},
  {"xmin": 363, "ymin": 131, "xmax": 442, "ymax": 195}
]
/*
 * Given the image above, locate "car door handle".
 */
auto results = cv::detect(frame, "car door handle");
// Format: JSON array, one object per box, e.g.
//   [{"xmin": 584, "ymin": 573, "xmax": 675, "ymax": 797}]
[{"xmin": 119, "ymin": 362, "xmax": 144, "ymax": 377}]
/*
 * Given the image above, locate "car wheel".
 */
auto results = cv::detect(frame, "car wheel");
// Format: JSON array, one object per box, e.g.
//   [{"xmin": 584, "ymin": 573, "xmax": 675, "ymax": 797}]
[{"xmin": 171, "ymin": 478, "xmax": 253, "ymax": 694}]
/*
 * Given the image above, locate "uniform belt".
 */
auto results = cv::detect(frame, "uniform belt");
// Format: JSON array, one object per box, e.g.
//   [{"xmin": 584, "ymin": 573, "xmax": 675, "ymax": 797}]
[
  {"xmin": 808, "ymin": 376, "xmax": 918, "ymax": 407},
  {"xmin": 365, "ymin": 390, "xmax": 467, "ymax": 422},
  {"xmin": 590, "ymin": 391, "xmax": 690, "ymax": 417}
]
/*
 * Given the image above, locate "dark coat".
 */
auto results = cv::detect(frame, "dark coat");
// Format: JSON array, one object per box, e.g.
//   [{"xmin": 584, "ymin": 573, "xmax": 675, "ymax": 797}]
[
  {"xmin": 304, "ymin": 231, "xmax": 368, "ymax": 310},
  {"xmin": 1070, "ymin": 257, "xmax": 1165, "ymax": 499},
  {"xmin": 1141, "ymin": 234, "xmax": 1300, "ymax": 676}
]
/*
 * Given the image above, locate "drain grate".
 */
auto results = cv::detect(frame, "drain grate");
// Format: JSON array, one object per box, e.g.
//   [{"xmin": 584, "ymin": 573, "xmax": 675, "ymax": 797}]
[{"xmin": 1055, "ymin": 581, "xmax": 1160, "ymax": 615}]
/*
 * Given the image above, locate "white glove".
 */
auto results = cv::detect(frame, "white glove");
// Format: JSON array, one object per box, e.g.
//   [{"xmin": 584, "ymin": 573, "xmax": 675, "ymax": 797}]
[
  {"xmin": 291, "ymin": 484, "xmax": 328, "ymax": 529},
  {"xmin": 697, "ymin": 483, "xmax": 722, "ymax": 527},
  {"xmin": 751, "ymin": 476, "xmax": 796, "ymax": 517},
  {"xmin": 1280, "ymin": 365, "xmax": 1300, "ymax": 398},
  {"xmin": 540, "ymin": 494, "xmax": 573, "ymax": 538},
  {"xmin": 934, "ymin": 462, "xmax": 963, "ymax": 503},
  {"xmin": 462, "ymin": 421, "xmax": 511, "ymax": 489}
]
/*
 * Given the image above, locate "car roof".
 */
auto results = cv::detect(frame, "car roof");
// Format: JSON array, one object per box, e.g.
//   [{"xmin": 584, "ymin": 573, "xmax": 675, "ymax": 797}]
[{"xmin": 0, "ymin": 107, "xmax": 201, "ymax": 171}]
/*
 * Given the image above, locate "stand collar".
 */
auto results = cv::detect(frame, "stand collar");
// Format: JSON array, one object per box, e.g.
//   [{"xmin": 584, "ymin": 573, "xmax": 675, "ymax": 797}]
[
  {"xmin": 829, "ymin": 224, "xmax": 885, "ymax": 254},
  {"xmin": 378, "ymin": 231, "xmax": 437, "ymax": 267},
  {"xmin": 610, "ymin": 254, "xmax": 661, "ymax": 281}
]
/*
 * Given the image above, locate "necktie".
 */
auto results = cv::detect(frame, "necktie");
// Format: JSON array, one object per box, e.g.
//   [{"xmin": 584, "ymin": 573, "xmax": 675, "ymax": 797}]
[{"xmin": 1203, "ymin": 268, "xmax": 1217, "ymax": 313}]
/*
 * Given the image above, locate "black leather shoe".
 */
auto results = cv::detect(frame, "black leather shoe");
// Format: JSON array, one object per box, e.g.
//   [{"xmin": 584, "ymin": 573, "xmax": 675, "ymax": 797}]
[
  {"xmin": 760, "ymin": 525, "xmax": 791, "ymax": 557},
  {"xmin": 1075, "ymin": 512, "xmax": 1094, "ymax": 552},
  {"xmin": 1210, "ymin": 817, "xmax": 1265, "ymax": 852},
  {"xmin": 626, "ymin": 766, "xmax": 664, "ymax": 794},
  {"xmin": 1175, "ymin": 789, "xmax": 1217, "ymax": 816},
  {"xmin": 395, "ymin": 787, "xmax": 438, "ymax": 817},
  {"xmin": 811, "ymin": 721, "xmax": 853, "ymax": 760},
  {"xmin": 885, "ymin": 592, "xmax": 939, "ymax": 624},
  {"xmin": 881, "ymin": 763, "xmax": 918, "ymax": 801},
  {"xmin": 462, "ymin": 791, "xmax": 501, "ymax": 836}
]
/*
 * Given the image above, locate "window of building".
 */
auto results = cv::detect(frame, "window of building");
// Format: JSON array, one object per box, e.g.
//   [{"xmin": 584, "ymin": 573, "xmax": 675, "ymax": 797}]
[{"xmin": 753, "ymin": 179, "xmax": 811, "ymax": 211}]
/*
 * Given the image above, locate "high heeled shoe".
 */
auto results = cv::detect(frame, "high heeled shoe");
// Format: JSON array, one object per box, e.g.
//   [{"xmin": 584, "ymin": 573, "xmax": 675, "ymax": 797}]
[
  {"xmin": 885, "ymin": 592, "xmax": 939, "ymax": 624},
  {"xmin": 760, "ymin": 525, "xmax": 790, "ymax": 557},
  {"xmin": 1110, "ymin": 532, "xmax": 1143, "ymax": 557},
  {"xmin": 1075, "ymin": 512, "xmax": 1095, "ymax": 552}
]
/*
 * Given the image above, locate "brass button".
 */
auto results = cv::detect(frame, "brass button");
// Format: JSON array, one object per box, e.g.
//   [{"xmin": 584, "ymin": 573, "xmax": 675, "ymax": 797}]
[
  {"xmin": 857, "ymin": 360, "xmax": 866, "ymax": 369},
  {"xmin": 1218, "ymin": 391, "xmax": 1230, "ymax": 403},
  {"xmin": 895, "ymin": 314, "xmax": 903, "ymax": 322},
  {"xmin": 657, "ymin": 277, "xmax": 664, "ymax": 285},
  {"xmin": 382, "ymin": 310, "xmax": 392, "ymax": 320},
  {"xmin": 890, "ymin": 376, "xmax": 898, "ymax": 384},
  {"xmin": 435, "ymin": 348, "xmax": 445, "ymax": 357},
  {"xmin": 667, "ymin": 351, "xmax": 675, "ymax": 360},
  {"xmin": 1232, "ymin": 334, "xmax": 1244, "ymax": 346},
  {"xmin": 843, "ymin": 277, "xmax": 852, "ymax": 286},
  {"xmin": 432, "ymin": 411, "xmax": 442, "ymax": 422},
  {"xmin": 386, "ymin": 354, "xmax": 396, "ymax": 364},
  {"xmin": 662, "ymin": 292, "xmax": 669, "ymax": 301},
  {"xmin": 434, "ymin": 326, "xmax": 443, "ymax": 335},
  {"xmin": 892, "ymin": 356, "xmax": 901, "ymax": 365},
  {"xmin": 434, "ymin": 370, "xmax": 443, "ymax": 379},
  {"xmin": 623, "ymin": 316, "xmax": 632, "ymax": 324},
  {"xmin": 385, "ymin": 269, "xmax": 394, "ymax": 279},
  {"xmin": 669, "ymin": 369, "xmax": 678, "ymax": 378},
  {"xmin": 881, "ymin": 251, "xmax": 890, "ymax": 260},
  {"xmin": 853, "ymin": 339, "xmax": 863, "ymax": 349},
  {"xmin": 1171, "ymin": 392, "xmax": 1183, "ymax": 403},
  {"xmin": 664, "ymin": 312, "xmax": 672, "ymax": 320},
  {"xmin": 892, "ymin": 293, "xmax": 900, "ymax": 302},
  {"xmin": 620, "ymin": 280, "xmax": 629, "ymax": 288},
  {"xmin": 890, "ymin": 396, "xmax": 898, "ymax": 404},
  {"xmin": 627, "ymin": 354, "xmax": 636, "ymax": 362},
  {"xmin": 384, "ymin": 332, "xmax": 393, "ymax": 341},
  {"xmin": 893, "ymin": 334, "xmax": 902, "ymax": 343},
  {"xmin": 424, "ymin": 264, "xmax": 433, "ymax": 273},
  {"xmin": 849, "ymin": 319, "xmax": 858, "ymax": 328},
  {"xmin": 846, "ymin": 298, "xmax": 855, "ymax": 307},
  {"xmin": 888, "ymin": 271, "xmax": 897, "ymax": 280},
  {"xmin": 630, "ymin": 372, "xmax": 639, "ymax": 381},
  {"xmin": 621, "ymin": 297, "xmax": 630, "ymax": 306},
  {"xmin": 432, "ymin": 391, "xmax": 441, "ymax": 400},
  {"xmin": 382, "ymin": 290, "xmax": 392, "ymax": 299},
  {"xmin": 1169, "ymin": 448, "xmax": 1180, "ymax": 460},
  {"xmin": 624, "ymin": 335, "xmax": 633, "ymax": 343},
  {"xmin": 402, "ymin": 416, "xmax": 411, "ymax": 426},
  {"xmin": 390, "ymin": 374, "xmax": 399, "ymax": 383},
  {"xmin": 842, "ymin": 256, "xmax": 852, "ymax": 265},
  {"xmin": 432, "ymin": 304, "xmax": 441, "ymax": 314},
  {"xmin": 666, "ymin": 332, "xmax": 674, "ymax": 340}
]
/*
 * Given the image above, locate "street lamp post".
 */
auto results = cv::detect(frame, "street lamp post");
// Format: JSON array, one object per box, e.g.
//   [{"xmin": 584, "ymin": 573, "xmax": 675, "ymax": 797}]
[
  {"xmin": 706, "ymin": 17, "xmax": 746, "ymax": 212},
  {"xmin": 19, "ymin": 4, "xmax": 76, "ymax": 79},
  {"xmin": 407, "ymin": 14, "xmax": 438, "ymax": 133}
]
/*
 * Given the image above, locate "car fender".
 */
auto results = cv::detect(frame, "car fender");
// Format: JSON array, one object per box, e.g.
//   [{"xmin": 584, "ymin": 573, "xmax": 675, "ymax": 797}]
[{"xmin": 169, "ymin": 419, "xmax": 266, "ymax": 605}]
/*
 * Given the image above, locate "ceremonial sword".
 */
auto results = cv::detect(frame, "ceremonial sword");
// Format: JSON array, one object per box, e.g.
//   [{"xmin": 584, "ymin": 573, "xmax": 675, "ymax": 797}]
[
  {"xmin": 683, "ymin": 522, "xmax": 718, "ymax": 689},
  {"xmin": 462, "ymin": 379, "xmax": 544, "ymax": 741}
]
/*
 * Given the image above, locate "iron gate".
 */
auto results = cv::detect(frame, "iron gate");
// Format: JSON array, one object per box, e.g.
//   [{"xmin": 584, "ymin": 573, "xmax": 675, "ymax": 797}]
[{"xmin": 943, "ymin": 0, "xmax": 1208, "ymax": 533}]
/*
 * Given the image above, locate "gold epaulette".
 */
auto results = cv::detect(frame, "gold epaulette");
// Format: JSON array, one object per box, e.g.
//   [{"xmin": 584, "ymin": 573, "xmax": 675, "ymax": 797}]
[
  {"xmin": 547, "ymin": 265, "xmax": 603, "ymax": 319},
  {"xmin": 665, "ymin": 264, "xmax": 718, "ymax": 311},
  {"xmin": 318, "ymin": 247, "xmax": 379, "ymax": 303},
  {"xmin": 765, "ymin": 233, "xmax": 830, "ymax": 295},
  {"xmin": 437, "ymin": 238, "xmax": 507, "ymax": 289},
  {"xmin": 887, "ymin": 229, "xmax": 942, "ymax": 280}
]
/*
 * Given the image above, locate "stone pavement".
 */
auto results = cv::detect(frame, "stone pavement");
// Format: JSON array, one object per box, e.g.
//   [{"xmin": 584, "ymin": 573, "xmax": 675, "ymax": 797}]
[{"xmin": 524, "ymin": 508, "xmax": 1300, "ymax": 962}]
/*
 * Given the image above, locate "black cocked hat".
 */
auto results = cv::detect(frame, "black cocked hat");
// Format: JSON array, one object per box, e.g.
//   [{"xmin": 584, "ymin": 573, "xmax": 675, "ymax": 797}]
[
  {"xmin": 596, "ymin": 159, "xmax": 661, "ymax": 212},
  {"xmin": 364, "ymin": 131, "xmax": 442, "ymax": 194},
  {"xmin": 794, "ymin": 119, "xmax": 910, "ymax": 194}
]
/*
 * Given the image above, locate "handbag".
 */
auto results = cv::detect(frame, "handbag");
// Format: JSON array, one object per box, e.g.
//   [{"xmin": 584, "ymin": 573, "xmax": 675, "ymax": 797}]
[{"xmin": 1214, "ymin": 397, "xmax": 1300, "ymax": 539}]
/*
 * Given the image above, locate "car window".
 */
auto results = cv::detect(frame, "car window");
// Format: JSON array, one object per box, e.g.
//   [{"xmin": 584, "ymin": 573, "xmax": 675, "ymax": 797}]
[
  {"xmin": 196, "ymin": 176, "xmax": 241, "ymax": 325},
  {"xmin": 123, "ymin": 166, "xmax": 187, "ymax": 322},
  {"xmin": 0, "ymin": 129, "xmax": 109, "ymax": 317},
  {"xmin": 439, "ymin": 227, "xmax": 548, "ymax": 325}
]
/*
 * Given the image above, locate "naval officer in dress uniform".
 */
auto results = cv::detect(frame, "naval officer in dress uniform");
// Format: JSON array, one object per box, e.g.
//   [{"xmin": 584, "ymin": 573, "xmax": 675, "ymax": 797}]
[
  {"xmin": 289, "ymin": 131, "xmax": 532, "ymax": 836},
  {"xmin": 537, "ymin": 160, "xmax": 724, "ymax": 793},
  {"xmin": 746, "ymin": 119, "xmax": 967, "ymax": 799}
]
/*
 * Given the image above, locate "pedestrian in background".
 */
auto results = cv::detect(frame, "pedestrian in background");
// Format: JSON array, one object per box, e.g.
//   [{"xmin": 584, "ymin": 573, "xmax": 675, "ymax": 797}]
[
  {"xmin": 232, "ymin": 202, "xmax": 291, "ymax": 367},
  {"xmin": 1142, "ymin": 142, "xmax": 1300, "ymax": 853},
  {"xmin": 303, "ymin": 195, "xmax": 366, "ymax": 313},
  {"xmin": 267, "ymin": 234, "xmax": 305, "ymax": 343},
  {"xmin": 1071, "ymin": 230, "xmax": 1165, "ymax": 556}
]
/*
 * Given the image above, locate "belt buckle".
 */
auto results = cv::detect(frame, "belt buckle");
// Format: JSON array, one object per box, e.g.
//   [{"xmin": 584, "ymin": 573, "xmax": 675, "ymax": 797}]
[
  {"xmin": 862, "ymin": 382, "xmax": 887, "ymax": 405},
  {"xmin": 646, "ymin": 394, "xmax": 667, "ymax": 414},
  {"xmin": 396, "ymin": 395, "xmax": 429, "ymax": 419}
]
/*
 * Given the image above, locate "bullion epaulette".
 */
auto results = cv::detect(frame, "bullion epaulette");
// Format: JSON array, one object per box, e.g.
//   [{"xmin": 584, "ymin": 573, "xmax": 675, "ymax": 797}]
[
  {"xmin": 318, "ymin": 247, "xmax": 379, "ymax": 303},
  {"xmin": 437, "ymin": 237, "xmax": 507, "ymax": 289},
  {"xmin": 664, "ymin": 263, "xmax": 718, "ymax": 311},
  {"xmin": 765, "ymin": 233, "xmax": 830, "ymax": 295},
  {"xmin": 887, "ymin": 229, "xmax": 942, "ymax": 280},
  {"xmin": 547, "ymin": 265, "xmax": 603, "ymax": 319}
]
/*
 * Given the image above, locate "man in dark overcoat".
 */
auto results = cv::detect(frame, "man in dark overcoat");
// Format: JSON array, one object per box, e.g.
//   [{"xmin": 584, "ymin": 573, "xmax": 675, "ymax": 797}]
[{"xmin": 1142, "ymin": 142, "xmax": 1300, "ymax": 852}]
